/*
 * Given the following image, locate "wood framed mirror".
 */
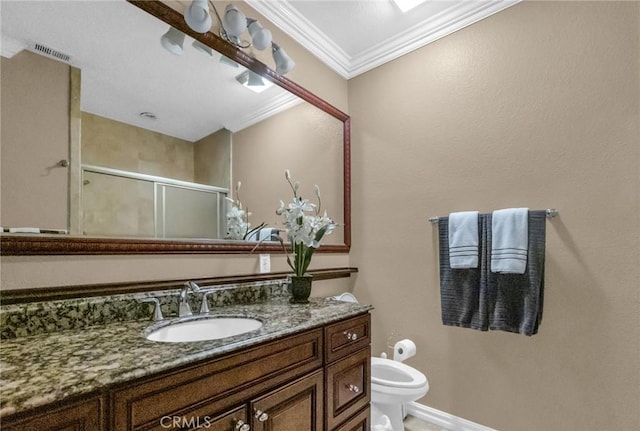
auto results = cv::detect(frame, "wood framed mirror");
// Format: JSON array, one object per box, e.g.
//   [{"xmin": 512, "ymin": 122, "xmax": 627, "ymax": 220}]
[{"xmin": 0, "ymin": 0, "xmax": 350, "ymax": 255}]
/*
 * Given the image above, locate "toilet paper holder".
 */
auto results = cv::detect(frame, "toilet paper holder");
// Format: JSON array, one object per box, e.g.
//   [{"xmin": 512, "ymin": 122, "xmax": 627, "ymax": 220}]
[{"xmin": 392, "ymin": 339, "xmax": 416, "ymax": 362}]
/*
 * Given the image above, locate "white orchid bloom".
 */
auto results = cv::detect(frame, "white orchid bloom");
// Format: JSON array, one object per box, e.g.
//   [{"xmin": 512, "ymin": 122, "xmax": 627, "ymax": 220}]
[{"xmin": 277, "ymin": 170, "xmax": 340, "ymax": 275}]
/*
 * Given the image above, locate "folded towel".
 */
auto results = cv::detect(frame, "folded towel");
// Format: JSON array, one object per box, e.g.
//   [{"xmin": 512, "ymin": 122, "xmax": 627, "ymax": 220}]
[
  {"xmin": 491, "ymin": 208, "xmax": 529, "ymax": 274},
  {"xmin": 8, "ymin": 227, "xmax": 40, "ymax": 233},
  {"xmin": 448, "ymin": 211, "xmax": 479, "ymax": 269},
  {"xmin": 246, "ymin": 227, "xmax": 280, "ymax": 242}
]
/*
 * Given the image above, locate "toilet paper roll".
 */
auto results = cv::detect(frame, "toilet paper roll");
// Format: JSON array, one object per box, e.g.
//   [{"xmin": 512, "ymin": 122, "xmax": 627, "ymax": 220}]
[{"xmin": 393, "ymin": 339, "xmax": 416, "ymax": 362}]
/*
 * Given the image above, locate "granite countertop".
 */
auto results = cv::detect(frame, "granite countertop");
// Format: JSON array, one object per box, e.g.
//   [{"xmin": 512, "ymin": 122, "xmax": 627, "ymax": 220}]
[{"xmin": 0, "ymin": 297, "xmax": 372, "ymax": 417}]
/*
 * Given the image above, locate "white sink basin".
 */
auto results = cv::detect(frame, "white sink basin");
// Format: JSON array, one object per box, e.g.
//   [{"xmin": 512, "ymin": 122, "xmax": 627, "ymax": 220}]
[{"xmin": 146, "ymin": 317, "xmax": 263, "ymax": 343}]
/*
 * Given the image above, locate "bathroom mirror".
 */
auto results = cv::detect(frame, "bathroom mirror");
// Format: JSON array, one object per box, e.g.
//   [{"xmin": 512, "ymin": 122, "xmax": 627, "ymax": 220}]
[{"xmin": 0, "ymin": 0, "xmax": 350, "ymax": 255}]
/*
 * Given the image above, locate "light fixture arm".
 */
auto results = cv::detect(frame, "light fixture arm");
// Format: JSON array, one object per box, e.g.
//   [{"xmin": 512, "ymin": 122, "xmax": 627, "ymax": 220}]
[{"xmin": 208, "ymin": 0, "xmax": 251, "ymax": 49}]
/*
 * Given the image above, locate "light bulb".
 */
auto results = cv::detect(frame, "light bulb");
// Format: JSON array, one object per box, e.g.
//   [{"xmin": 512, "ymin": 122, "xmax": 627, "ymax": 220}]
[
  {"xmin": 184, "ymin": 0, "xmax": 212, "ymax": 33},
  {"xmin": 160, "ymin": 27, "xmax": 185, "ymax": 55},
  {"xmin": 272, "ymin": 43, "xmax": 295, "ymax": 75},
  {"xmin": 248, "ymin": 20, "xmax": 272, "ymax": 51},
  {"xmin": 223, "ymin": 4, "xmax": 247, "ymax": 37}
]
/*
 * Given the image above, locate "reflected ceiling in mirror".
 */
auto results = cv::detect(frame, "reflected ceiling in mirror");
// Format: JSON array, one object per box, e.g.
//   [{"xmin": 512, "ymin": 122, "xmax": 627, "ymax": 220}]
[
  {"xmin": 0, "ymin": 0, "xmax": 350, "ymax": 255},
  {"xmin": 1, "ymin": 0, "xmax": 300, "ymax": 139}
]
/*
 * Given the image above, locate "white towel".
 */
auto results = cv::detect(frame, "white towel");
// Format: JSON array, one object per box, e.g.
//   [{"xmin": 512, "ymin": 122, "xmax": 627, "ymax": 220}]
[
  {"xmin": 491, "ymin": 208, "xmax": 529, "ymax": 274},
  {"xmin": 448, "ymin": 211, "xmax": 479, "ymax": 269},
  {"xmin": 8, "ymin": 227, "xmax": 40, "ymax": 233}
]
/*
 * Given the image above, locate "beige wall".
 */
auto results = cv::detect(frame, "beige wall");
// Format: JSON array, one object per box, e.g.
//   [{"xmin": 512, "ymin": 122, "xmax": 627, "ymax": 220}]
[
  {"xmin": 233, "ymin": 102, "xmax": 344, "ymax": 244},
  {"xmin": 194, "ymin": 128, "xmax": 232, "ymax": 188},
  {"xmin": 82, "ymin": 112, "xmax": 195, "ymax": 182},
  {"xmin": 349, "ymin": 2, "xmax": 639, "ymax": 430},
  {"xmin": 0, "ymin": 51, "xmax": 70, "ymax": 230}
]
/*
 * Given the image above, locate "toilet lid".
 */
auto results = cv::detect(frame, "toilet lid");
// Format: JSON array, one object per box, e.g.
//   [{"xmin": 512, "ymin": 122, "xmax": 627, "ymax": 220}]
[{"xmin": 371, "ymin": 357, "xmax": 428, "ymax": 389}]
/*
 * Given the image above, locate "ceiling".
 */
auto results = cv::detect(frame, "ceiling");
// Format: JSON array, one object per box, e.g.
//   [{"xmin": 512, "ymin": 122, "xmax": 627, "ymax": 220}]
[
  {"xmin": 249, "ymin": 0, "xmax": 521, "ymax": 79},
  {"xmin": 0, "ymin": 0, "xmax": 520, "ymax": 141},
  {"xmin": 0, "ymin": 0, "xmax": 299, "ymax": 141}
]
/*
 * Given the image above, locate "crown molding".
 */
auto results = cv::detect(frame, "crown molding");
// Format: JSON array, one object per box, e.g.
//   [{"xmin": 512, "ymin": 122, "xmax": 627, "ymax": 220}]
[
  {"xmin": 247, "ymin": 0, "xmax": 520, "ymax": 79},
  {"xmin": 225, "ymin": 91, "xmax": 302, "ymax": 132},
  {"xmin": 246, "ymin": 0, "xmax": 353, "ymax": 79}
]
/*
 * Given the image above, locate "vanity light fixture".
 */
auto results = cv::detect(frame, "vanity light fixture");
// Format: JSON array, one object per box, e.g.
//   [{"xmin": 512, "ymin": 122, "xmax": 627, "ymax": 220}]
[
  {"xmin": 184, "ymin": 0, "xmax": 212, "ymax": 33},
  {"xmin": 272, "ymin": 42, "xmax": 295, "ymax": 75},
  {"xmin": 181, "ymin": 0, "xmax": 294, "ymax": 75},
  {"xmin": 192, "ymin": 40, "xmax": 214, "ymax": 56},
  {"xmin": 235, "ymin": 70, "xmax": 273, "ymax": 93},
  {"xmin": 160, "ymin": 27, "xmax": 186, "ymax": 55}
]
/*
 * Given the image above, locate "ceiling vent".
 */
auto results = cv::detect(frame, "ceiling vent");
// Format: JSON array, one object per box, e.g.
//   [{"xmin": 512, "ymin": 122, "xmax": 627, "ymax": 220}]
[{"xmin": 32, "ymin": 43, "xmax": 71, "ymax": 63}]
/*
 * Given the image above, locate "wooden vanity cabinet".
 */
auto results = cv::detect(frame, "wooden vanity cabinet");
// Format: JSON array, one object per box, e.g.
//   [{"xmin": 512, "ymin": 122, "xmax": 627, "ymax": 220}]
[
  {"xmin": 110, "ymin": 328, "xmax": 323, "ymax": 431},
  {"xmin": 0, "ymin": 396, "xmax": 105, "ymax": 431},
  {"xmin": 1, "ymin": 313, "xmax": 371, "ymax": 431}
]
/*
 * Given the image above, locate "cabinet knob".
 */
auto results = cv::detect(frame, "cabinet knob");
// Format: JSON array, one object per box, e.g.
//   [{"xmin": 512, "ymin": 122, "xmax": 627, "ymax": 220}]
[
  {"xmin": 343, "ymin": 331, "xmax": 358, "ymax": 341},
  {"xmin": 346, "ymin": 384, "xmax": 360, "ymax": 393},
  {"xmin": 235, "ymin": 420, "xmax": 250, "ymax": 431},
  {"xmin": 254, "ymin": 410, "xmax": 269, "ymax": 422}
]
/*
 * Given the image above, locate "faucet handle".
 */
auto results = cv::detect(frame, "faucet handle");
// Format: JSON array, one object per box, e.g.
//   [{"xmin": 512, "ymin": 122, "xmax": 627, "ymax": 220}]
[
  {"xmin": 179, "ymin": 300, "xmax": 193, "ymax": 317},
  {"xmin": 139, "ymin": 298, "xmax": 164, "ymax": 321},
  {"xmin": 200, "ymin": 291, "xmax": 212, "ymax": 314}
]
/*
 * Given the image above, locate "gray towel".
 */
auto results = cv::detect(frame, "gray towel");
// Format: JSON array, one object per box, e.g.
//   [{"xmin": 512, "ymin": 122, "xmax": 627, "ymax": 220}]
[
  {"xmin": 438, "ymin": 215, "xmax": 490, "ymax": 331},
  {"xmin": 487, "ymin": 210, "xmax": 546, "ymax": 336},
  {"xmin": 438, "ymin": 211, "xmax": 546, "ymax": 336}
]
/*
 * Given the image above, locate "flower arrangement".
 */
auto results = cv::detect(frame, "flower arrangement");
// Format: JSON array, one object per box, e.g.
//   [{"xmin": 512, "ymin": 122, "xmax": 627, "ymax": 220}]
[
  {"xmin": 225, "ymin": 181, "xmax": 264, "ymax": 240},
  {"xmin": 277, "ymin": 170, "xmax": 337, "ymax": 277}
]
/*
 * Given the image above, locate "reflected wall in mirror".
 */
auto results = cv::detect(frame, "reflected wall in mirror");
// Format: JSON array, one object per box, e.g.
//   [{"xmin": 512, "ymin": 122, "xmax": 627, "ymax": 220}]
[{"xmin": 0, "ymin": 0, "xmax": 350, "ymax": 254}]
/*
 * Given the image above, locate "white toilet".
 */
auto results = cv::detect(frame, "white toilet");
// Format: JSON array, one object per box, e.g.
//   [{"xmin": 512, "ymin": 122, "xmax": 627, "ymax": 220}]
[
  {"xmin": 371, "ymin": 356, "xmax": 429, "ymax": 431},
  {"xmin": 331, "ymin": 293, "xmax": 430, "ymax": 431}
]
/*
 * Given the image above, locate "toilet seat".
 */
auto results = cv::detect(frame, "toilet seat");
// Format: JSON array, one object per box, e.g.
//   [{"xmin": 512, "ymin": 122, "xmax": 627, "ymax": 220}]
[{"xmin": 371, "ymin": 357, "xmax": 427, "ymax": 389}]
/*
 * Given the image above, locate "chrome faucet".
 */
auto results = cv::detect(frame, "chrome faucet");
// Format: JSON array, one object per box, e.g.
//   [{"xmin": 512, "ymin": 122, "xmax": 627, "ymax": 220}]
[
  {"xmin": 199, "ymin": 286, "xmax": 228, "ymax": 313},
  {"xmin": 179, "ymin": 281, "xmax": 201, "ymax": 317}
]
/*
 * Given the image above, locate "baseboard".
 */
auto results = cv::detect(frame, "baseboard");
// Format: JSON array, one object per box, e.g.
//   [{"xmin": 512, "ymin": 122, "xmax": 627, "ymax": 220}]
[{"xmin": 406, "ymin": 402, "xmax": 497, "ymax": 431}]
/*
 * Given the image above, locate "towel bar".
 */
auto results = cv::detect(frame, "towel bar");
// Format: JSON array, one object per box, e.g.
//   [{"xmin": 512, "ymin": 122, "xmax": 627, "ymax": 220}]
[{"xmin": 428, "ymin": 208, "xmax": 558, "ymax": 224}]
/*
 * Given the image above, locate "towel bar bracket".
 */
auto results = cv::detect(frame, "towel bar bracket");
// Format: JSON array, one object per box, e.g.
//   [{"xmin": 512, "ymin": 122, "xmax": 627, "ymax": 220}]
[{"xmin": 429, "ymin": 208, "xmax": 558, "ymax": 224}]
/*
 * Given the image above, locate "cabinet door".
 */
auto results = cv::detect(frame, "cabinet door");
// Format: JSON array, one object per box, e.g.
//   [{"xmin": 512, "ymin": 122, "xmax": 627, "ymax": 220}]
[
  {"xmin": 182, "ymin": 405, "xmax": 248, "ymax": 431},
  {"xmin": 326, "ymin": 347, "xmax": 371, "ymax": 430},
  {"xmin": 1, "ymin": 396, "xmax": 104, "ymax": 431},
  {"xmin": 333, "ymin": 407, "xmax": 370, "ymax": 431},
  {"xmin": 250, "ymin": 371, "xmax": 323, "ymax": 431}
]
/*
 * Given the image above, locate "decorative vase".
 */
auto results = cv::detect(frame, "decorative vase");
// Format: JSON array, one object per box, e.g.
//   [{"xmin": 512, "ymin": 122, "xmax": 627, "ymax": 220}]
[{"xmin": 289, "ymin": 275, "xmax": 313, "ymax": 304}]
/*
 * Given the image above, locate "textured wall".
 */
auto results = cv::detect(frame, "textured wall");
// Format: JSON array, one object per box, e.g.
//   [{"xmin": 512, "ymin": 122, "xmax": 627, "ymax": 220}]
[
  {"xmin": 194, "ymin": 128, "xmax": 232, "ymax": 189},
  {"xmin": 349, "ymin": 2, "xmax": 639, "ymax": 430},
  {"xmin": 82, "ymin": 112, "xmax": 195, "ymax": 181},
  {"xmin": 0, "ymin": 51, "xmax": 70, "ymax": 230},
  {"xmin": 233, "ymin": 102, "xmax": 345, "ymax": 244}
]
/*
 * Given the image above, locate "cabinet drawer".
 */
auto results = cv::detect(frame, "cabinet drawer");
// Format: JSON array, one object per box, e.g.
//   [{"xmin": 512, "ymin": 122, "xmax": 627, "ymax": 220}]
[
  {"xmin": 325, "ymin": 347, "xmax": 371, "ymax": 430},
  {"xmin": 332, "ymin": 406, "xmax": 370, "ymax": 431},
  {"xmin": 325, "ymin": 314, "xmax": 370, "ymax": 364},
  {"xmin": 111, "ymin": 328, "xmax": 322, "ymax": 431}
]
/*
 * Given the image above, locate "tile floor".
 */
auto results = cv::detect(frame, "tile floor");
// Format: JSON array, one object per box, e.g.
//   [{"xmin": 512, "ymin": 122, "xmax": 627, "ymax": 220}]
[{"xmin": 404, "ymin": 415, "xmax": 451, "ymax": 431}]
